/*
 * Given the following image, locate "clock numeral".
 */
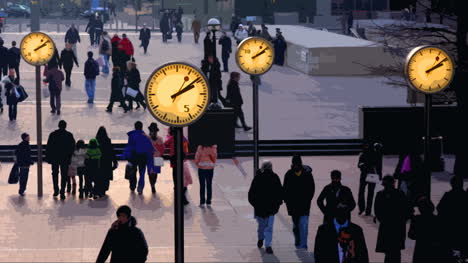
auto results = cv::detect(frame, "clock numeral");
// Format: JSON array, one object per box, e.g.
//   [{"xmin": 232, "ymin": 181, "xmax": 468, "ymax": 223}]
[{"xmin": 184, "ymin": 105, "xmax": 190, "ymax": 112}]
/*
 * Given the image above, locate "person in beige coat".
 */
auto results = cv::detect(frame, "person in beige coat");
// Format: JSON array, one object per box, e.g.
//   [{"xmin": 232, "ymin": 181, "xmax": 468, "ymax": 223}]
[{"xmin": 194, "ymin": 143, "xmax": 218, "ymax": 206}]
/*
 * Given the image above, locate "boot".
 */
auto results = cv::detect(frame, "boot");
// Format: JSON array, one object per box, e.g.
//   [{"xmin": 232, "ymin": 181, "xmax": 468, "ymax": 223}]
[
  {"xmin": 79, "ymin": 190, "xmax": 84, "ymax": 199},
  {"xmin": 183, "ymin": 188, "xmax": 189, "ymax": 205},
  {"xmin": 72, "ymin": 184, "xmax": 77, "ymax": 195}
]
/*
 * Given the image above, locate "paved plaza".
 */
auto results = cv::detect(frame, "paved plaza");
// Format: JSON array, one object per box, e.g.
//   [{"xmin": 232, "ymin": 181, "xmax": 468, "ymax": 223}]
[
  {"xmin": 0, "ymin": 155, "xmax": 459, "ymax": 262},
  {"xmin": 0, "ymin": 31, "xmax": 407, "ymax": 144}
]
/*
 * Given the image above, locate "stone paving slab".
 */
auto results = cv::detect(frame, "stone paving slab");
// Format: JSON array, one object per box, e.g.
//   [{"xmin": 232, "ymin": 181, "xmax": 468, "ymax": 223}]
[{"xmin": 0, "ymin": 155, "xmax": 460, "ymax": 262}]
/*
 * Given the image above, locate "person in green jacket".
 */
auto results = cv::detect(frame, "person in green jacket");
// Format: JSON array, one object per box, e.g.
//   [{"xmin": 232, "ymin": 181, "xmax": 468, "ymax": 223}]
[{"xmin": 86, "ymin": 138, "xmax": 102, "ymax": 199}]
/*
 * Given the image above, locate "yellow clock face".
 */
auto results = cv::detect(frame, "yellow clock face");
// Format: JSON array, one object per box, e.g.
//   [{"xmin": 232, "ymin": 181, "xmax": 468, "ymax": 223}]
[
  {"xmin": 20, "ymin": 32, "xmax": 56, "ymax": 66},
  {"xmin": 145, "ymin": 62, "xmax": 210, "ymax": 127},
  {"xmin": 236, "ymin": 37, "xmax": 274, "ymax": 75},
  {"xmin": 405, "ymin": 46, "xmax": 455, "ymax": 94}
]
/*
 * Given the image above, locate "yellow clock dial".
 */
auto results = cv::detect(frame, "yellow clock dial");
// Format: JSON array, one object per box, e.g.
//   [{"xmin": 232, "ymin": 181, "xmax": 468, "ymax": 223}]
[
  {"xmin": 405, "ymin": 46, "xmax": 455, "ymax": 94},
  {"xmin": 236, "ymin": 37, "xmax": 274, "ymax": 75},
  {"xmin": 145, "ymin": 62, "xmax": 210, "ymax": 127},
  {"xmin": 20, "ymin": 32, "xmax": 56, "ymax": 66}
]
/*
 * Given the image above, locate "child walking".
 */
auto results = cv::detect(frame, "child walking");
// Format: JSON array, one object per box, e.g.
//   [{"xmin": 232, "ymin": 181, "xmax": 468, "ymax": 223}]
[
  {"xmin": 70, "ymin": 140, "xmax": 87, "ymax": 199},
  {"xmin": 86, "ymin": 138, "xmax": 101, "ymax": 199}
]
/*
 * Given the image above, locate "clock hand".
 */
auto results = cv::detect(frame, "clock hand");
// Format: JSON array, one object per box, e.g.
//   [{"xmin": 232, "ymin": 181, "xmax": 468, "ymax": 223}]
[
  {"xmin": 251, "ymin": 48, "xmax": 268, "ymax": 59},
  {"xmin": 33, "ymin": 40, "xmax": 50, "ymax": 51},
  {"xmin": 425, "ymin": 57, "xmax": 448, "ymax": 74},
  {"xmin": 172, "ymin": 79, "xmax": 187, "ymax": 102},
  {"xmin": 170, "ymin": 77, "xmax": 201, "ymax": 100}
]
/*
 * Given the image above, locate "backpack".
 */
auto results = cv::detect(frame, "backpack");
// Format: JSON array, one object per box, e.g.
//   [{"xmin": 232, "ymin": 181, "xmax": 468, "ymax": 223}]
[{"xmin": 101, "ymin": 39, "xmax": 109, "ymax": 52}]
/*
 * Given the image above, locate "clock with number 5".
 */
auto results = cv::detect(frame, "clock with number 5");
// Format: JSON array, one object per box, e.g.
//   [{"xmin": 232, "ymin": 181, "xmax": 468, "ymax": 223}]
[
  {"xmin": 20, "ymin": 32, "xmax": 56, "ymax": 66},
  {"xmin": 145, "ymin": 62, "xmax": 210, "ymax": 127},
  {"xmin": 236, "ymin": 37, "xmax": 274, "ymax": 75}
]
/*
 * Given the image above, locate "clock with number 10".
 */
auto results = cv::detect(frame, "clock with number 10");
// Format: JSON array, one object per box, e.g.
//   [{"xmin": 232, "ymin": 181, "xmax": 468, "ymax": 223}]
[
  {"xmin": 236, "ymin": 37, "xmax": 275, "ymax": 75},
  {"xmin": 20, "ymin": 32, "xmax": 56, "ymax": 66}
]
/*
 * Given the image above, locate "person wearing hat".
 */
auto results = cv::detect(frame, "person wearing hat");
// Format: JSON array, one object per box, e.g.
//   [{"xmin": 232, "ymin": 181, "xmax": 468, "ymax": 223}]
[
  {"xmin": 97, "ymin": 205, "xmax": 148, "ymax": 263},
  {"xmin": 283, "ymin": 154, "xmax": 315, "ymax": 250},
  {"xmin": 15, "ymin": 133, "xmax": 34, "ymax": 196},
  {"xmin": 273, "ymin": 30, "xmax": 287, "ymax": 66},
  {"xmin": 260, "ymin": 24, "xmax": 272, "ymax": 41},
  {"xmin": 374, "ymin": 175, "xmax": 412, "ymax": 263},
  {"xmin": 139, "ymin": 23, "xmax": 151, "ymax": 54},
  {"xmin": 147, "ymin": 122, "xmax": 164, "ymax": 193},
  {"xmin": 234, "ymin": 24, "xmax": 248, "ymax": 45}
]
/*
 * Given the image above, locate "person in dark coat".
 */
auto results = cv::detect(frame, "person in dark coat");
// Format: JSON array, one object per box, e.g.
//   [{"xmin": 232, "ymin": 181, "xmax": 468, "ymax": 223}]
[
  {"xmin": 0, "ymin": 38, "xmax": 9, "ymax": 80},
  {"xmin": 47, "ymin": 48, "xmax": 61, "ymax": 70},
  {"xmin": 393, "ymin": 150, "xmax": 424, "ymax": 204},
  {"xmin": 317, "ymin": 170, "xmax": 356, "ymax": 223},
  {"xmin": 4, "ymin": 82, "xmax": 18, "ymax": 121},
  {"xmin": 248, "ymin": 160, "xmax": 283, "ymax": 254},
  {"xmin": 283, "ymin": 154, "xmax": 315, "ymax": 250},
  {"xmin": 201, "ymin": 55, "xmax": 223, "ymax": 105},
  {"xmin": 374, "ymin": 175, "xmax": 412, "ymax": 263},
  {"xmin": 139, "ymin": 23, "xmax": 151, "ymax": 54},
  {"xmin": 273, "ymin": 31, "xmax": 287, "ymax": 66},
  {"xmin": 59, "ymin": 43, "xmax": 79, "ymax": 87},
  {"xmin": 159, "ymin": 12, "xmax": 170, "ymax": 43},
  {"xmin": 218, "ymin": 32, "xmax": 232, "ymax": 72},
  {"xmin": 225, "ymin": 72, "xmax": 252, "ymax": 131},
  {"xmin": 347, "ymin": 11, "xmax": 354, "ymax": 35},
  {"xmin": 203, "ymin": 32, "xmax": 213, "ymax": 59},
  {"xmin": 97, "ymin": 205, "xmax": 148, "ymax": 263},
  {"xmin": 409, "ymin": 197, "xmax": 446, "ymax": 263},
  {"xmin": 230, "ymin": 15, "xmax": 240, "ymax": 35},
  {"xmin": 46, "ymin": 120, "xmax": 76, "ymax": 200},
  {"xmin": 247, "ymin": 22, "xmax": 257, "ymax": 36},
  {"xmin": 436, "ymin": 176, "xmax": 467, "ymax": 256},
  {"xmin": 126, "ymin": 62, "xmax": 146, "ymax": 110},
  {"xmin": 16, "ymin": 133, "xmax": 34, "ymax": 196},
  {"xmin": 106, "ymin": 67, "xmax": 128, "ymax": 113},
  {"xmin": 85, "ymin": 16, "xmax": 96, "ymax": 46},
  {"xmin": 45, "ymin": 66, "xmax": 65, "ymax": 115},
  {"xmin": 96, "ymin": 127, "xmax": 118, "ymax": 197},
  {"xmin": 64, "ymin": 24, "xmax": 80, "ymax": 59},
  {"xmin": 94, "ymin": 15, "xmax": 104, "ymax": 46},
  {"xmin": 84, "ymin": 51, "xmax": 100, "ymax": 104},
  {"xmin": 260, "ymin": 24, "xmax": 272, "ymax": 41},
  {"xmin": 357, "ymin": 142, "xmax": 379, "ymax": 216},
  {"xmin": 191, "ymin": 17, "xmax": 201, "ymax": 44},
  {"xmin": 7, "ymin": 41, "xmax": 21, "ymax": 83},
  {"xmin": 111, "ymin": 34, "xmax": 122, "ymax": 67},
  {"xmin": 175, "ymin": 20, "xmax": 183, "ymax": 43},
  {"xmin": 314, "ymin": 207, "xmax": 369, "ymax": 263}
]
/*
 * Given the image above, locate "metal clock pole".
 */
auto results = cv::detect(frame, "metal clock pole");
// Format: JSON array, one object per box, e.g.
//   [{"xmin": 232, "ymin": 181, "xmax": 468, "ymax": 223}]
[
  {"xmin": 252, "ymin": 75, "xmax": 260, "ymax": 174},
  {"xmin": 174, "ymin": 127, "xmax": 184, "ymax": 263},
  {"xmin": 423, "ymin": 94, "xmax": 432, "ymax": 196}
]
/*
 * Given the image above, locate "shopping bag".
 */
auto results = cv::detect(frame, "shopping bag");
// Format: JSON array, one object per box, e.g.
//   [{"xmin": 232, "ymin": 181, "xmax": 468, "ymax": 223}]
[
  {"xmin": 14, "ymin": 87, "xmax": 21, "ymax": 99},
  {"xmin": 126, "ymin": 87, "xmax": 139, "ymax": 98},
  {"xmin": 8, "ymin": 164, "xmax": 19, "ymax": 184},
  {"xmin": 96, "ymin": 55, "xmax": 105, "ymax": 67},
  {"xmin": 153, "ymin": 157, "xmax": 164, "ymax": 166},
  {"xmin": 365, "ymin": 173, "xmax": 380, "ymax": 184},
  {"xmin": 43, "ymin": 86, "xmax": 50, "ymax": 98},
  {"xmin": 16, "ymin": 85, "xmax": 28, "ymax": 102},
  {"xmin": 125, "ymin": 162, "xmax": 137, "ymax": 180}
]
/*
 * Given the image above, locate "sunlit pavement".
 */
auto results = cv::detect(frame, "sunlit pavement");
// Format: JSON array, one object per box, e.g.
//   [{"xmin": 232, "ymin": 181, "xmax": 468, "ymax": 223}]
[{"xmin": 0, "ymin": 155, "xmax": 458, "ymax": 262}]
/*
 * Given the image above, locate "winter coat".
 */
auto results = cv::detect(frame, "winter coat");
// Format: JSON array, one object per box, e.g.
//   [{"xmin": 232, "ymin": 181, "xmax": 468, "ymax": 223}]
[
  {"xmin": 123, "ymin": 130, "xmax": 154, "ymax": 162},
  {"xmin": 7, "ymin": 47, "xmax": 20, "ymax": 68},
  {"xmin": 374, "ymin": 188, "xmax": 411, "ymax": 252},
  {"xmin": 59, "ymin": 49, "xmax": 78, "ymax": 69},
  {"xmin": 46, "ymin": 128, "xmax": 75, "ymax": 164},
  {"xmin": 234, "ymin": 29, "xmax": 248, "ymax": 42},
  {"xmin": 283, "ymin": 165, "xmax": 315, "ymax": 216},
  {"xmin": 16, "ymin": 140, "xmax": 33, "ymax": 167},
  {"xmin": 120, "ymin": 37, "xmax": 134, "ymax": 56},
  {"xmin": 127, "ymin": 68, "xmax": 141, "ymax": 90},
  {"xmin": 149, "ymin": 135, "xmax": 165, "ymax": 158},
  {"xmin": 226, "ymin": 80, "xmax": 243, "ymax": 106},
  {"xmin": 84, "ymin": 58, "xmax": 100, "ymax": 80},
  {"xmin": 85, "ymin": 18, "xmax": 96, "ymax": 34},
  {"xmin": 99, "ymin": 36, "xmax": 112, "ymax": 55},
  {"xmin": 248, "ymin": 169, "xmax": 283, "ymax": 217},
  {"xmin": 86, "ymin": 142, "xmax": 102, "ymax": 160},
  {"xmin": 97, "ymin": 136, "xmax": 117, "ymax": 181},
  {"xmin": 110, "ymin": 72, "xmax": 124, "ymax": 101},
  {"xmin": 314, "ymin": 222, "xmax": 369, "ymax": 263},
  {"xmin": 194, "ymin": 145, "xmax": 217, "ymax": 170},
  {"xmin": 159, "ymin": 15, "xmax": 170, "ymax": 33},
  {"xmin": 46, "ymin": 67, "xmax": 65, "ymax": 91},
  {"xmin": 71, "ymin": 149, "xmax": 87, "ymax": 168},
  {"xmin": 317, "ymin": 183, "xmax": 356, "ymax": 223},
  {"xmin": 203, "ymin": 35, "xmax": 213, "ymax": 58},
  {"xmin": 218, "ymin": 36, "xmax": 232, "ymax": 57},
  {"xmin": 436, "ymin": 189, "xmax": 468, "ymax": 251},
  {"xmin": 95, "ymin": 20, "xmax": 104, "ymax": 32},
  {"xmin": 65, "ymin": 28, "xmax": 80, "ymax": 44},
  {"xmin": 47, "ymin": 48, "xmax": 61, "ymax": 69},
  {"xmin": 175, "ymin": 22, "xmax": 183, "ymax": 34},
  {"xmin": 358, "ymin": 150, "xmax": 378, "ymax": 175},
  {"xmin": 96, "ymin": 216, "xmax": 148, "ymax": 263},
  {"xmin": 191, "ymin": 19, "xmax": 201, "ymax": 32},
  {"xmin": 0, "ymin": 45, "xmax": 9, "ymax": 66},
  {"xmin": 260, "ymin": 29, "xmax": 272, "ymax": 41},
  {"xmin": 273, "ymin": 37, "xmax": 287, "ymax": 66},
  {"xmin": 408, "ymin": 214, "xmax": 446, "ymax": 263},
  {"xmin": 201, "ymin": 58, "xmax": 222, "ymax": 93},
  {"xmin": 164, "ymin": 134, "xmax": 189, "ymax": 164},
  {"xmin": 4, "ymin": 83, "xmax": 18, "ymax": 105},
  {"xmin": 139, "ymin": 28, "xmax": 151, "ymax": 44}
]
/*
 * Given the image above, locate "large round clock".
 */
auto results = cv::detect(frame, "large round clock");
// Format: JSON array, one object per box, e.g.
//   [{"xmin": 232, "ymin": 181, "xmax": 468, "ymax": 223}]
[
  {"xmin": 405, "ymin": 46, "xmax": 455, "ymax": 94},
  {"xmin": 145, "ymin": 62, "xmax": 210, "ymax": 127},
  {"xmin": 236, "ymin": 37, "xmax": 274, "ymax": 75},
  {"xmin": 20, "ymin": 32, "xmax": 56, "ymax": 66}
]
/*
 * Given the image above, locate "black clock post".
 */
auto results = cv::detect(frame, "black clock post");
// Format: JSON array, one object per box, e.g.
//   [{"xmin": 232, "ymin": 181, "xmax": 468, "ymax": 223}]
[{"xmin": 174, "ymin": 127, "xmax": 184, "ymax": 263}]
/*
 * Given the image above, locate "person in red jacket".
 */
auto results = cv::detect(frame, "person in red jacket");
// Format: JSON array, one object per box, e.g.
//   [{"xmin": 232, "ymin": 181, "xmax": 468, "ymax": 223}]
[{"xmin": 120, "ymin": 34, "xmax": 134, "ymax": 57}]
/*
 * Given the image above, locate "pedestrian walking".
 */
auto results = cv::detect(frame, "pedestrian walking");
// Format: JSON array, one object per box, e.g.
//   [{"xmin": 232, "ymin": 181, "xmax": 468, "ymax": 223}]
[
  {"xmin": 123, "ymin": 121, "xmax": 155, "ymax": 194},
  {"xmin": 15, "ymin": 133, "xmax": 34, "ymax": 196},
  {"xmin": 94, "ymin": 15, "xmax": 104, "ymax": 47},
  {"xmin": 164, "ymin": 127, "xmax": 191, "ymax": 205},
  {"xmin": 85, "ymin": 138, "xmax": 101, "ymax": 199},
  {"xmin": 247, "ymin": 22, "xmax": 257, "ymax": 36},
  {"xmin": 218, "ymin": 32, "xmax": 232, "ymax": 72},
  {"xmin": 4, "ymin": 82, "xmax": 18, "ymax": 121},
  {"xmin": 230, "ymin": 15, "xmax": 240, "ymax": 35},
  {"xmin": 84, "ymin": 51, "xmax": 100, "ymax": 104},
  {"xmin": 283, "ymin": 154, "xmax": 315, "ymax": 250},
  {"xmin": 111, "ymin": 34, "xmax": 122, "ymax": 66},
  {"xmin": 45, "ymin": 66, "xmax": 65, "ymax": 115},
  {"xmin": 191, "ymin": 17, "xmax": 201, "ymax": 44},
  {"xmin": 357, "ymin": 142, "xmax": 380, "ymax": 216},
  {"xmin": 109, "ymin": 2, "xmax": 116, "ymax": 17},
  {"xmin": 85, "ymin": 16, "xmax": 96, "ymax": 46},
  {"xmin": 99, "ymin": 32, "xmax": 112, "ymax": 75},
  {"xmin": 59, "ymin": 43, "xmax": 79, "ymax": 87},
  {"xmin": 317, "ymin": 170, "xmax": 356, "ymax": 223},
  {"xmin": 139, "ymin": 23, "xmax": 151, "ymax": 54},
  {"xmin": 96, "ymin": 127, "xmax": 118, "ymax": 197},
  {"xmin": 393, "ymin": 150, "xmax": 424, "ymax": 203},
  {"xmin": 175, "ymin": 20, "xmax": 183, "ymax": 43},
  {"xmin": 106, "ymin": 67, "xmax": 128, "ymax": 113},
  {"xmin": 203, "ymin": 32, "xmax": 213, "ymax": 59},
  {"xmin": 70, "ymin": 140, "xmax": 87, "ymax": 199},
  {"xmin": 248, "ymin": 160, "xmax": 283, "ymax": 254},
  {"xmin": 64, "ymin": 24, "xmax": 80, "ymax": 60},
  {"xmin": 160, "ymin": 11, "xmax": 171, "ymax": 43},
  {"xmin": 46, "ymin": 120, "xmax": 76, "ymax": 200},
  {"xmin": 146, "ymin": 123, "xmax": 164, "ymax": 193},
  {"xmin": 176, "ymin": 6, "xmax": 183, "ymax": 22},
  {"xmin": 225, "ymin": 72, "xmax": 252, "ymax": 131},
  {"xmin": 0, "ymin": 38, "xmax": 9, "ymax": 80},
  {"xmin": 347, "ymin": 11, "xmax": 354, "ymax": 34},
  {"xmin": 97, "ymin": 205, "xmax": 148, "ymax": 263},
  {"xmin": 259, "ymin": 24, "xmax": 272, "ymax": 41},
  {"xmin": 374, "ymin": 175, "xmax": 412, "ymax": 263},
  {"xmin": 47, "ymin": 48, "xmax": 61, "ymax": 70},
  {"xmin": 273, "ymin": 30, "xmax": 287, "ymax": 66},
  {"xmin": 234, "ymin": 24, "xmax": 248, "ymax": 45},
  {"xmin": 7, "ymin": 41, "xmax": 21, "ymax": 83},
  {"xmin": 338, "ymin": 13, "xmax": 348, "ymax": 35},
  {"xmin": 201, "ymin": 55, "xmax": 223, "ymax": 105},
  {"xmin": 194, "ymin": 143, "xmax": 218, "ymax": 206},
  {"xmin": 314, "ymin": 207, "xmax": 369, "ymax": 263},
  {"xmin": 126, "ymin": 62, "xmax": 146, "ymax": 110},
  {"xmin": 120, "ymin": 34, "xmax": 134, "ymax": 58}
]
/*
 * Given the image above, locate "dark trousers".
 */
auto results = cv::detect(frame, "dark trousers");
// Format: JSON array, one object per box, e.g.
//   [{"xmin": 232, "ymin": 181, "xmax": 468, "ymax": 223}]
[
  {"xmin": 95, "ymin": 31, "xmax": 102, "ymax": 45},
  {"xmin": 8, "ymin": 103, "xmax": 17, "ymax": 121},
  {"xmin": 233, "ymin": 105, "xmax": 247, "ymax": 127},
  {"xmin": 18, "ymin": 167, "xmax": 29, "ymax": 194},
  {"xmin": 384, "ymin": 250, "xmax": 401, "ymax": 263},
  {"xmin": 172, "ymin": 164, "xmax": 188, "ymax": 201},
  {"xmin": 177, "ymin": 33, "xmax": 182, "ymax": 42},
  {"xmin": 51, "ymin": 163, "xmax": 69, "ymax": 195},
  {"xmin": 128, "ymin": 154, "xmax": 147, "ymax": 191},
  {"xmin": 141, "ymin": 40, "xmax": 149, "ymax": 54},
  {"xmin": 89, "ymin": 33, "xmax": 95, "ymax": 46},
  {"xmin": 12, "ymin": 65, "xmax": 20, "ymax": 84},
  {"xmin": 194, "ymin": 31, "xmax": 200, "ymax": 43},
  {"xmin": 358, "ymin": 173, "xmax": 376, "ymax": 214},
  {"xmin": 127, "ymin": 93, "xmax": 146, "ymax": 109},
  {"xmin": 77, "ymin": 167, "xmax": 85, "ymax": 193},
  {"xmin": 0, "ymin": 65, "xmax": 7, "ymax": 78},
  {"xmin": 148, "ymin": 172, "xmax": 158, "ymax": 189},
  {"xmin": 49, "ymin": 88, "xmax": 61, "ymax": 112},
  {"xmin": 222, "ymin": 54, "xmax": 229, "ymax": 72},
  {"xmin": 84, "ymin": 171, "xmax": 93, "ymax": 196},
  {"xmin": 107, "ymin": 99, "xmax": 128, "ymax": 111},
  {"xmin": 64, "ymin": 66, "xmax": 72, "ymax": 86},
  {"xmin": 198, "ymin": 168, "xmax": 214, "ymax": 204},
  {"xmin": 162, "ymin": 32, "xmax": 168, "ymax": 43}
]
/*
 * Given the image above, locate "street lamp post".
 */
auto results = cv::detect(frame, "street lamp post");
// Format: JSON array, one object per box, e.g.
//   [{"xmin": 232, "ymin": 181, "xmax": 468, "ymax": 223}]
[{"xmin": 206, "ymin": 18, "xmax": 221, "ymax": 105}]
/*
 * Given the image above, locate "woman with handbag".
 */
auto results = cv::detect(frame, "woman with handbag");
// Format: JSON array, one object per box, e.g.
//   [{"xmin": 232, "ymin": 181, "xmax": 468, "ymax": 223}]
[
  {"xmin": 147, "ymin": 123, "xmax": 164, "ymax": 193},
  {"xmin": 357, "ymin": 142, "xmax": 380, "ymax": 216},
  {"xmin": 194, "ymin": 142, "xmax": 218, "ymax": 206},
  {"xmin": 4, "ymin": 82, "xmax": 18, "ymax": 121},
  {"xmin": 126, "ymin": 62, "xmax": 146, "ymax": 110}
]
